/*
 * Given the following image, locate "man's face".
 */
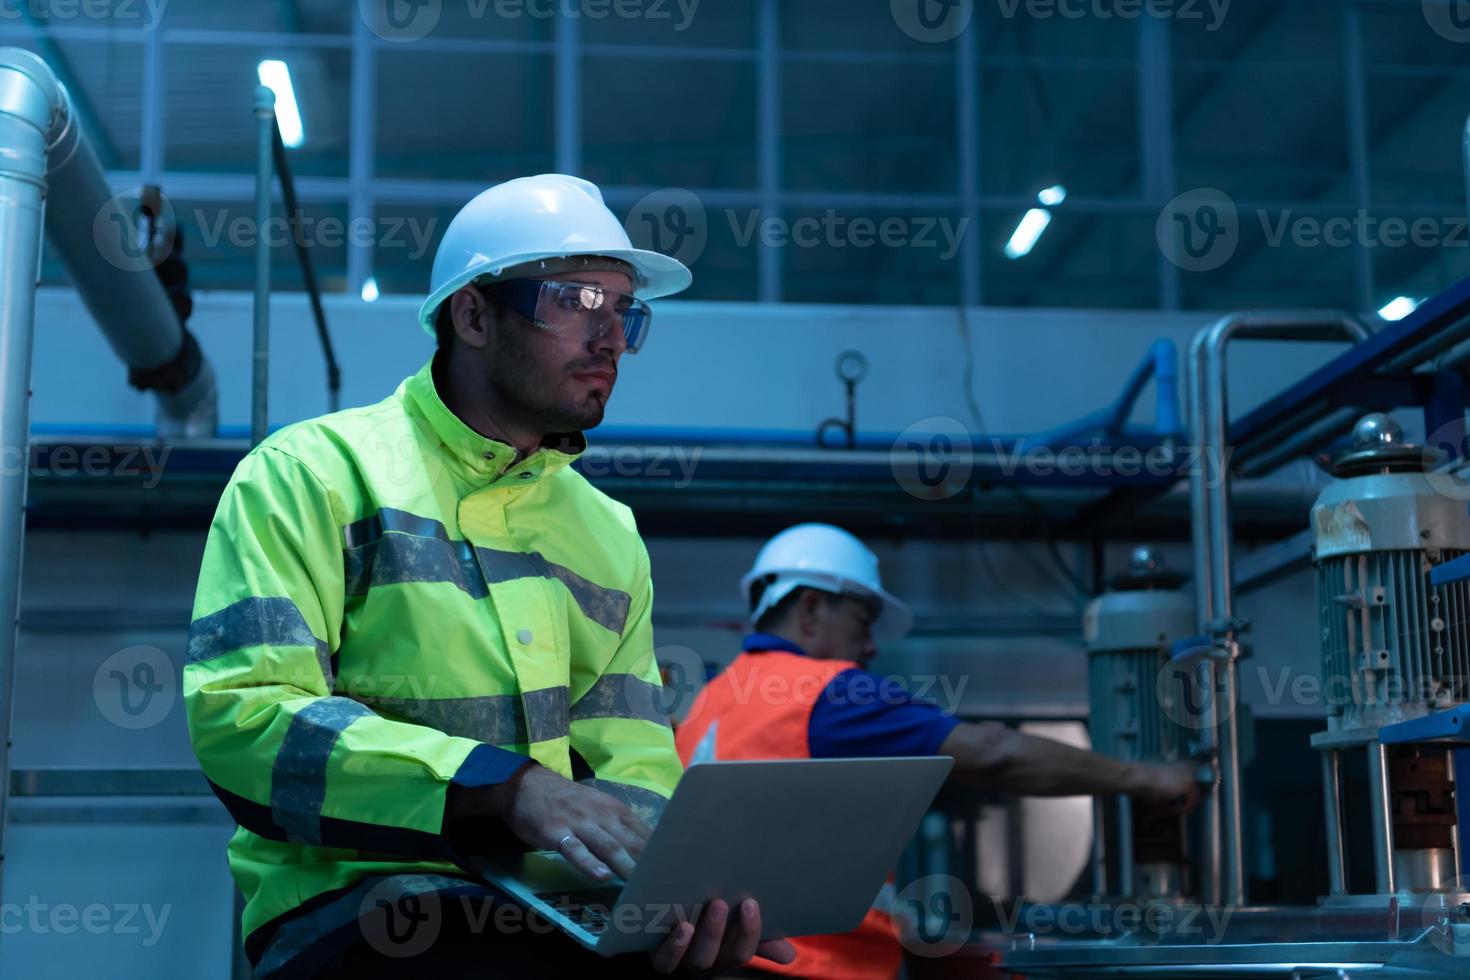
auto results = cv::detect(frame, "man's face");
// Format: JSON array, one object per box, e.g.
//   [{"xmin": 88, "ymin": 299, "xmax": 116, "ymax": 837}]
[
  {"xmin": 478, "ymin": 269, "xmax": 634, "ymax": 434},
  {"xmin": 805, "ymin": 593, "xmax": 880, "ymax": 666}
]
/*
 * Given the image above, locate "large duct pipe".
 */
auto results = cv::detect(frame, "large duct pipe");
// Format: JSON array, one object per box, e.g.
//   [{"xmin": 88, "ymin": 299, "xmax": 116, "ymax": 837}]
[
  {"xmin": 0, "ymin": 50, "xmax": 217, "ymax": 437},
  {"xmin": 23, "ymin": 49, "xmax": 217, "ymax": 436},
  {"xmin": 0, "ymin": 44, "xmax": 54, "ymax": 914}
]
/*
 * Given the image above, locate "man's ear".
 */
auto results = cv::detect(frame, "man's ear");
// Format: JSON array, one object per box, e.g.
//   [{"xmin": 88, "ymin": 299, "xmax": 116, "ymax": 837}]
[
  {"xmin": 795, "ymin": 589, "xmax": 826, "ymax": 636},
  {"xmin": 448, "ymin": 286, "xmax": 492, "ymax": 350}
]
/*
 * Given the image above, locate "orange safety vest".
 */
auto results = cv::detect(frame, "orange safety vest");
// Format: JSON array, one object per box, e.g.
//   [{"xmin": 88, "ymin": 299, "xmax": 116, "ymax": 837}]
[{"xmin": 674, "ymin": 649, "xmax": 902, "ymax": 980}]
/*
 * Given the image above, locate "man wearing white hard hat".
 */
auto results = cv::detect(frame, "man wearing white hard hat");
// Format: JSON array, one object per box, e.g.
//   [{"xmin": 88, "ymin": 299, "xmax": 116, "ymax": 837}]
[
  {"xmin": 675, "ymin": 524, "xmax": 1199, "ymax": 980},
  {"xmin": 186, "ymin": 174, "xmax": 792, "ymax": 977}
]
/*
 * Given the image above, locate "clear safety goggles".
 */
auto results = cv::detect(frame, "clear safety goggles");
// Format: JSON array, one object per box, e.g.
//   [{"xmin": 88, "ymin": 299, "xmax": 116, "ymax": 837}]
[{"xmin": 485, "ymin": 278, "xmax": 653, "ymax": 354}]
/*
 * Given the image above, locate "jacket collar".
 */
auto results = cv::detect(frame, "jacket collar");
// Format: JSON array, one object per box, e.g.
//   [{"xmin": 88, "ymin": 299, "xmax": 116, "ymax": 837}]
[
  {"xmin": 741, "ymin": 632, "xmax": 808, "ymax": 656},
  {"xmin": 402, "ymin": 355, "xmax": 586, "ymax": 487}
]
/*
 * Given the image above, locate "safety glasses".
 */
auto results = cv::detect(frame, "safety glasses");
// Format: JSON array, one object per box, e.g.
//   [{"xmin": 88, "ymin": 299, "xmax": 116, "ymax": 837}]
[{"xmin": 484, "ymin": 278, "xmax": 653, "ymax": 353}]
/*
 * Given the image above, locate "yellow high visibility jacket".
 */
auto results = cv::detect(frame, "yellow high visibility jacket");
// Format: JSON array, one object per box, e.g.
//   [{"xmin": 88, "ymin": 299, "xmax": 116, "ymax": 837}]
[{"xmin": 184, "ymin": 355, "xmax": 681, "ymax": 973}]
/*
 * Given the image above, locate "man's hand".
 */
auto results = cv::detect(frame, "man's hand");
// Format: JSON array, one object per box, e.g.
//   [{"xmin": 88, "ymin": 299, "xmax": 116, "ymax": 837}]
[
  {"xmin": 1132, "ymin": 761, "xmax": 1201, "ymax": 812},
  {"xmin": 648, "ymin": 898, "xmax": 796, "ymax": 975},
  {"xmin": 455, "ymin": 763, "xmax": 652, "ymax": 881}
]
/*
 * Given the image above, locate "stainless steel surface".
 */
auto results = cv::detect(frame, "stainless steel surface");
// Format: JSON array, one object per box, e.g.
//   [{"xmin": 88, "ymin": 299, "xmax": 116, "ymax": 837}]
[
  {"xmin": 1322, "ymin": 749, "xmax": 1348, "ymax": 896},
  {"xmin": 252, "ymin": 84, "xmax": 275, "ymax": 449},
  {"xmin": 0, "ymin": 46, "xmax": 55, "ymax": 918},
  {"xmin": 1393, "ymin": 848, "xmax": 1458, "ymax": 894},
  {"xmin": 1189, "ymin": 312, "xmax": 1371, "ymax": 909},
  {"xmin": 1368, "ymin": 740, "xmax": 1397, "ymax": 895},
  {"xmin": 1001, "ymin": 901, "xmax": 1470, "ymax": 977}
]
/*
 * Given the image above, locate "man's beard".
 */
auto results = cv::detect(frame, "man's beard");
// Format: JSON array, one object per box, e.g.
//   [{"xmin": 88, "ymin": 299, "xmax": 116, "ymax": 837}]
[{"xmin": 487, "ymin": 357, "xmax": 606, "ymax": 436}]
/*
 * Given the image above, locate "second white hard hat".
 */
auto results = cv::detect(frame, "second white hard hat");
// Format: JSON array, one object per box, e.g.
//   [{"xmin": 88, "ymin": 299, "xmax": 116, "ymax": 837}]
[
  {"xmin": 417, "ymin": 174, "xmax": 693, "ymax": 338},
  {"xmin": 741, "ymin": 523, "xmax": 913, "ymax": 642}
]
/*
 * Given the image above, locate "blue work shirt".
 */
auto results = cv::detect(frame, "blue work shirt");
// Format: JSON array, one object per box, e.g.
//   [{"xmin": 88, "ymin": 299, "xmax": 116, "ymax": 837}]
[{"xmin": 742, "ymin": 632, "xmax": 961, "ymax": 758}]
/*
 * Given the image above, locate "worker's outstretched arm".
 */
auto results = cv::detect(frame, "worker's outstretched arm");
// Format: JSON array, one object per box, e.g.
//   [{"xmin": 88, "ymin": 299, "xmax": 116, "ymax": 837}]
[
  {"xmin": 185, "ymin": 446, "xmax": 529, "ymax": 863},
  {"xmin": 940, "ymin": 721, "xmax": 1198, "ymax": 806}
]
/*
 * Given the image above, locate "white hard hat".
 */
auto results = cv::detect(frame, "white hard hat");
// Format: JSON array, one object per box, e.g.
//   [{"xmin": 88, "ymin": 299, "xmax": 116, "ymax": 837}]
[
  {"xmin": 740, "ymin": 524, "xmax": 913, "ymax": 642},
  {"xmin": 417, "ymin": 173, "xmax": 693, "ymax": 338}
]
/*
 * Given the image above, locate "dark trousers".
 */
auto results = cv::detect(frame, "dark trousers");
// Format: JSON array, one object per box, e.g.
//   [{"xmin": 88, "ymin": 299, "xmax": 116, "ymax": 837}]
[{"xmin": 288, "ymin": 889, "xmax": 676, "ymax": 978}]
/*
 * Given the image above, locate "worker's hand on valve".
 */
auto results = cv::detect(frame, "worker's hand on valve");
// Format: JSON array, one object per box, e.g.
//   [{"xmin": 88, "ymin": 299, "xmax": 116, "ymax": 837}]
[
  {"xmin": 1134, "ymin": 761, "xmax": 1202, "ymax": 813},
  {"xmin": 648, "ymin": 898, "xmax": 796, "ymax": 974}
]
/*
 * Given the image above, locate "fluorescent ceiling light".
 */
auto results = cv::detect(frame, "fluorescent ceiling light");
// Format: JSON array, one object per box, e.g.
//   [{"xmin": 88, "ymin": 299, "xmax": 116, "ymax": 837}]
[
  {"xmin": 1037, "ymin": 184, "xmax": 1067, "ymax": 206},
  {"xmin": 360, "ymin": 276, "xmax": 380, "ymax": 302},
  {"xmin": 1377, "ymin": 295, "xmax": 1421, "ymax": 321},
  {"xmin": 1005, "ymin": 208, "xmax": 1052, "ymax": 260},
  {"xmin": 257, "ymin": 59, "xmax": 304, "ymax": 148}
]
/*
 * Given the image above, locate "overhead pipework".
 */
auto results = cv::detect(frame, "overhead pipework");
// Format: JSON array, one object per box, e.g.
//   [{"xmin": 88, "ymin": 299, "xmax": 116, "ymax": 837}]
[
  {"xmin": 4, "ymin": 47, "xmax": 217, "ymax": 437},
  {"xmin": 1310, "ymin": 413, "xmax": 1470, "ymax": 901},
  {"xmin": 1082, "ymin": 545, "xmax": 1197, "ymax": 902}
]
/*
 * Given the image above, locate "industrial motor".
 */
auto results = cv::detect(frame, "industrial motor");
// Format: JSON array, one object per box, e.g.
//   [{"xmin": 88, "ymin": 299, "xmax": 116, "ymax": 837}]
[
  {"xmin": 1310, "ymin": 413, "xmax": 1469, "ymax": 896},
  {"xmin": 1083, "ymin": 547, "xmax": 1196, "ymax": 899}
]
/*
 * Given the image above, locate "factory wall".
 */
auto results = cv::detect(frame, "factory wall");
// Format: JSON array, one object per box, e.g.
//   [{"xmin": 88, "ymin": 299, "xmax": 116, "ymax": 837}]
[{"xmin": 4, "ymin": 290, "xmax": 1362, "ymax": 975}]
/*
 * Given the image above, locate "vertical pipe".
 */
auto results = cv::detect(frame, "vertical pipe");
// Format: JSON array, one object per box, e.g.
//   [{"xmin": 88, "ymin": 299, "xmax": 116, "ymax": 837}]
[
  {"xmin": 1186, "ymin": 332, "xmax": 1224, "ymax": 908},
  {"xmin": 1117, "ymin": 795, "xmax": 1135, "ymax": 898},
  {"xmin": 1321, "ymin": 750, "xmax": 1348, "ymax": 896},
  {"xmin": 1343, "ymin": 6, "xmax": 1374, "ymax": 315},
  {"xmin": 755, "ymin": 0, "xmax": 781, "ymax": 303},
  {"xmin": 553, "ymin": 11, "xmax": 580, "ymax": 176},
  {"xmin": 1463, "ymin": 111, "xmax": 1470, "ymax": 225},
  {"xmin": 252, "ymin": 86, "xmax": 275, "ymax": 448},
  {"xmin": 346, "ymin": 12, "xmax": 375, "ymax": 295},
  {"xmin": 1216, "ymin": 651, "xmax": 1246, "ymax": 905},
  {"xmin": 1091, "ymin": 798, "xmax": 1108, "ymax": 896},
  {"xmin": 0, "ymin": 53, "xmax": 56, "ymax": 916},
  {"xmin": 955, "ymin": 21, "xmax": 980, "ymax": 308},
  {"xmin": 1367, "ymin": 740, "xmax": 1396, "ymax": 895}
]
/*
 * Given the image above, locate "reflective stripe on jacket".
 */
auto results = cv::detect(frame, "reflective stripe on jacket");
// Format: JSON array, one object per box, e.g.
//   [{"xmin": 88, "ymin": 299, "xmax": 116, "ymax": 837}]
[
  {"xmin": 185, "ymin": 355, "xmax": 682, "ymax": 971},
  {"xmin": 674, "ymin": 650, "xmax": 902, "ymax": 980}
]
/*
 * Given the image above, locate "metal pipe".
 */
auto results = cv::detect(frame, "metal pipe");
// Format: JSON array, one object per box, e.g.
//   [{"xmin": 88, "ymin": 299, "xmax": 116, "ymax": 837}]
[
  {"xmin": 1188, "ymin": 312, "xmax": 1369, "ymax": 910},
  {"xmin": 251, "ymin": 85, "xmax": 275, "ymax": 448},
  {"xmin": 0, "ymin": 46, "xmax": 57, "ymax": 917},
  {"xmin": 1237, "ymin": 405, "xmax": 1360, "ymax": 478},
  {"xmin": 1321, "ymin": 750, "xmax": 1347, "ymax": 896},
  {"xmin": 271, "ymin": 125, "xmax": 340, "ymax": 413},
  {"xmin": 23, "ymin": 51, "xmax": 216, "ymax": 438},
  {"xmin": 1091, "ymin": 798, "xmax": 1108, "ymax": 896},
  {"xmin": 1366, "ymin": 740, "xmax": 1396, "ymax": 894},
  {"xmin": 1117, "ymin": 794, "xmax": 1135, "ymax": 898},
  {"xmin": 1463, "ymin": 110, "xmax": 1470, "ymax": 229}
]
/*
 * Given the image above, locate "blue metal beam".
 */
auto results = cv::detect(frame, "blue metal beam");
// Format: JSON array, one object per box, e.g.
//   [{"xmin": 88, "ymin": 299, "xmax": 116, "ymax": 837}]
[{"xmin": 1228, "ymin": 273, "xmax": 1470, "ymax": 447}]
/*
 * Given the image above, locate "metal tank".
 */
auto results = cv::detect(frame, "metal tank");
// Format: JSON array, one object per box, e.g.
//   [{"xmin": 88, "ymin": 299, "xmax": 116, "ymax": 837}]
[
  {"xmin": 1310, "ymin": 413, "xmax": 1469, "ymax": 899},
  {"xmin": 1083, "ymin": 546, "xmax": 1196, "ymax": 900}
]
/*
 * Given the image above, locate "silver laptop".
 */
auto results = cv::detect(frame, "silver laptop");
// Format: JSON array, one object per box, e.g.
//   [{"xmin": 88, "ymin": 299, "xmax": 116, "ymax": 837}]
[{"xmin": 470, "ymin": 757, "xmax": 952, "ymax": 956}]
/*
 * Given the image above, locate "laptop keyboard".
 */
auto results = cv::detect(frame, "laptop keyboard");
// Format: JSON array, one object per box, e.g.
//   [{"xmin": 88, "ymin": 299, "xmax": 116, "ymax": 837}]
[{"xmin": 533, "ymin": 888, "xmax": 622, "ymax": 935}]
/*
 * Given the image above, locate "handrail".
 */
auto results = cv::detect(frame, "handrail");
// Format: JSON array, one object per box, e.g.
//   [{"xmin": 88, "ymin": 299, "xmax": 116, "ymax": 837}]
[
  {"xmin": 271, "ymin": 125, "xmax": 341, "ymax": 412},
  {"xmin": 251, "ymin": 84, "xmax": 343, "ymax": 448}
]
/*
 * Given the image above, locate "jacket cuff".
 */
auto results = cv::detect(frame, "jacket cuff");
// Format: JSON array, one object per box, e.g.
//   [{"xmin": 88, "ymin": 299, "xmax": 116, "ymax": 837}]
[{"xmin": 452, "ymin": 743, "xmax": 533, "ymax": 787}]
